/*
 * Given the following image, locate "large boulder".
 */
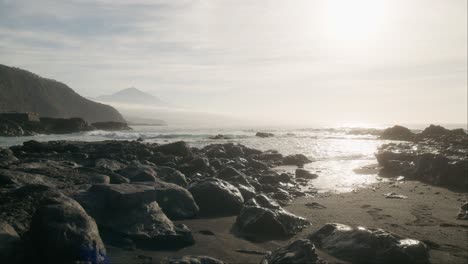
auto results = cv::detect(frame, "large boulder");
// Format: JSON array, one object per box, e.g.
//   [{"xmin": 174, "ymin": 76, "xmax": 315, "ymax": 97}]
[
  {"xmin": 235, "ymin": 194, "xmax": 310, "ymax": 238},
  {"xmin": 117, "ymin": 164, "xmax": 158, "ymax": 182},
  {"xmin": 30, "ymin": 196, "xmax": 107, "ymax": 264},
  {"xmin": 380, "ymin": 125, "xmax": 415, "ymax": 141},
  {"xmin": 0, "ymin": 118, "xmax": 25, "ymax": 137},
  {"xmin": 457, "ymin": 202, "xmax": 468, "ymax": 220},
  {"xmin": 0, "ymin": 222, "xmax": 22, "ymax": 264},
  {"xmin": 156, "ymin": 166, "xmax": 189, "ymax": 187},
  {"xmin": 283, "ymin": 154, "xmax": 312, "ymax": 166},
  {"xmin": 162, "ymin": 255, "xmax": 226, "ymax": 264},
  {"xmin": 156, "ymin": 141, "xmax": 192, "ymax": 156},
  {"xmin": 261, "ymin": 239, "xmax": 325, "ymax": 264},
  {"xmin": 74, "ymin": 183, "xmax": 195, "ymax": 249},
  {"xmin": 295, "ymin": 168, "xmax": 318, "ymax": 179},
  {"xmin": 256, "ymin": 132, "xmax": 274, "ymax": 138},
  {"xmin": 188, "ymin": 178, "xmax": 244, "ymax": 216},
  {"xmin": 309, "ymin": 223, "xmax": 429, "ymax": 264},
  {"xmin": 0, "ymin": 147, "xmax": 18, "ymax": 165}
]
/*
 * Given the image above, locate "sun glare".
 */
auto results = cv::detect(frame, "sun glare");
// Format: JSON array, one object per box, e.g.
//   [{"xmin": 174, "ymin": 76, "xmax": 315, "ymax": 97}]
[{"xmin": 320, "ymin": 0, "xmax": 388, "ymax": 41}]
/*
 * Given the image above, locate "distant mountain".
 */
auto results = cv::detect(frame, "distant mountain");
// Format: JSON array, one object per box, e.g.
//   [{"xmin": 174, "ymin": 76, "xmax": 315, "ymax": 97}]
[
  {"xmin": 0, "ymin": 64, "xmax": 125, "ymax": 123},
  {"xmin": 95, "ymin": 87, "xmax": 165, "ymax": 105}
]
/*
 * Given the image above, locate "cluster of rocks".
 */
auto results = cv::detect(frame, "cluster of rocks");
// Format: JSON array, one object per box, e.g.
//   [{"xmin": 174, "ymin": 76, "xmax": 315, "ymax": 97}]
[
  {"xmin": 0, "ymin": 139, "xmax": 316, "ymax": 263},
  {"xmin": 376, "ymin": 125, "xmax": 467, "ymax": 190},
  {"xmin": 0, "ymin": 117, "xmax": 131, "ymax": 137}
]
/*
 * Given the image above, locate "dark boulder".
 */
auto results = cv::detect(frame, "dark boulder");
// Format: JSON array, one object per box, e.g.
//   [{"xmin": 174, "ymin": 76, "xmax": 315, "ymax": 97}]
[
  {"xmin": 156, "ymin": 141, "xmax": 192, "ymax": 157},
  {"xmin": 188, "ymin": 178, "xmax": 244, "ymax": 216},
  {"xmin": 0, "ymin": 147, "xmax": 18, "ymax": 165},
  {"xmin": 0, "ymin": 169, "xmax": 52, "ymax": 187},
  {"xmin": 295, "ymin": 168, "xmax": 318, "ymax": 179},
  {"xmin": 162, "ymin": 255, "xmax": 225, "ymax": 264},
  {"xmin": 0, "ymin": 222, "xmax": 22, "ymax": 264},
  {"xmin": 457, "ymin": 202, "xmax": 468, "ymax": 220},
  {"xmin": 30, "ymin": 196, "xmax": 107, "ymax": 264},
  {"xmin": 256, "ymin": 132, "xmax": 274, "ymax": 138},
  {"xmin": 117, "ymin": 164, "xmax": 158, "ymax": 182},
  {"xmin": 235, "ymin": 194, "xmax": 310, "ymax": 238},
  {"xmin": 156, "ymin": 166, "xmax": 189, "ymax": 187},
  {"xmin": 261, "ymin": 239, "xmax": 325, "ymax": 264},
  {"xmin": 283, "ymin": 154, "xmax": 312, "ymax": 165},
  {"xmin": 0, "ymin": 118, "xmax": 26, "ymax": 137},
  {"xmin": 309, "ymin": 223, "xmax": 429, "ymax": 264},
  {"xmin": 380, "ymin": 125, "xmax": 415, "ymax": 141}
]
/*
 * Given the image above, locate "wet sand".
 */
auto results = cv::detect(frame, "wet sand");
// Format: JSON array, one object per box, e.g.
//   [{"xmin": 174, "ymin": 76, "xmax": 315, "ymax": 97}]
[{"xmin": 108, "ymin": 179, "xmax": 468, "ymax": 264}]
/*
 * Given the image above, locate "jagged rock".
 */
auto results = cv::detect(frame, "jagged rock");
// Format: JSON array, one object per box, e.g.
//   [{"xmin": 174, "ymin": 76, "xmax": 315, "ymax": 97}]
[
  {"xmin": 283, "ymin": 154, "xmax": 312, "ymax": 165},
  {"xmin": 256, "ymin": 132, "xmax": 275, "ymax": 138},
  {"xmin": 295, "ymin": 168, "xmax": 318, "ymax": 179},
  {"xmin": 261, "ymin": 239, "xmax": 325, "ymax": 264},
  {"xmin": 157, "ymin": 166, "xmax": 189, "ymax": 187},
  {"xmin": 162, "ymin": 255, "xmax": 225, "ymax": 264},
  {"xmin": 30, "ymin": 196, "xmax": 107, "ymax": 264},
  {"xmin": 380, "ymin": 125, "xmax": 415, "ymax": 141},
  {"xmin": 457, "ymin": 202, "xmax": 468, "ymax": 220},
  {"xmin": 188, "ymin": 178, "xmax": 244, "ymax": 216},
  {"xmin": 156, "ymin": 141, "xmax": 192, "ymax": 157},
  {"xmin": 0, "ymin": 222, "xmax": 22, "ymax": 264},
  {"xmin": 74, "ymin": 183, "xmax": 195, "ymax": 249},
  {"xmin": 309, "ymin": 223, "xmax": 429, "ymax": 264},
  {"xmin": 117, "ymin": 164, "xmax": 158, "ymax": 182},
  {"xmin": 235, "ymin": 194, "xmax": 310, "ymax": 238},
  {"xmin": 249, "ymin": 159, "xmax": 269, "ymax": 170}
]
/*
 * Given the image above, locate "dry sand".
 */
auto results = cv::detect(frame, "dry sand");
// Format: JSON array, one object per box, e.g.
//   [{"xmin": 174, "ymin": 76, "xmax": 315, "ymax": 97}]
[{"xmin": 108, "ymin": 179, "xmax": 468, "ymax": 264}]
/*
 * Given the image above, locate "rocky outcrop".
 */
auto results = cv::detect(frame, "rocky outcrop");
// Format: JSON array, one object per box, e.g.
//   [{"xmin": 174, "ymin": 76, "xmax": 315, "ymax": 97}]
[
  {"xmin": 256, "ymin": 132, "xmax": 275, "ymax": 138},
  {"xmin": 309, "ymin": 223, "xmax": 429, "ymax": 264},
  {"xmin": 0, "ymin": 118, "xmax": 28, "ymax": 137},
  {"xmin": 261, "ymin": 239, "xmax": 325, "ymax": 264},
  {"xmin": 188, "ymin": 178, "xmax": 244, "ymax": 216},
  {"xmin": 235, "ymin": 194, "xmax": 310, "ymax": 238},
  {"xmin": 380, "ymin": 125, "xmax": 415, "ymax": 141}
]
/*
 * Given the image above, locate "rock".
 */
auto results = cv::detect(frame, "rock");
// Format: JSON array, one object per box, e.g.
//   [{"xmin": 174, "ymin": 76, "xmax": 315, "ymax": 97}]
[
  {"xmin": 235, "ymin": 194, "xmax": 310, "ymax": 238},
  {"xmin": 117, "ymin": 164, "xmax": 158, "ymax": 182},
  {"xmin": 256, "ymin": 132, "xmax": 275, "ymax": 138},
  {"xmin": 162, "ymin": 255, "xmax": 225, "ymax": 264},
  {"xmin": 209, "ymin": 134, "xmax": 227, "ymax": 140},
  {"xmin": 91, "ymin": 121, "xmax": 132, "ymax": 131},
  {"xmin": 39, "ymin": 117, "xmax": 93, "ymax": 134},
  {"xmin": 30, "ymin": 196, "xmax": 107, "ymax": 264},
  {"xmin": 457, "ymin": 202, "xmax": 468, "ymax": 220},
  {"xmin": 156, "ymin": 141, "xmax": 192, "ymax": 157},
  {"xmin": 380, "ymin": 125, "xmax": 415, "ymax": 141},
  {"xmin": 295, "ymin": 168, "xmax": 318, "ymax": 179},
  {"xmin": 0, "ymin": 118, "xmax": 25, "ymax": 137},
  {"xmin": 0, "ymin": 147, "xmax": 18, "ymax": 165},
  {"xmin": 309, "ymin": 223, "xmax": 429, "ymax": 264},
  {"xmin": 0, "ymin": 222, "xmax": 22, "ymax": 264},
  {"xmin": 180, "ymin": 157, "xmax": 211, "ymax": 175},
  {"xmin": 188, "ymin": 178, "xmax": 244, "ymax": 216},
  {"xmin": 157, "ymin": 166, "xmax": 189, "ymax": 187},
  {"xmin": 0, "ymin": 169, "xmax": 52, "ymax": 187},
  {"xmin": 384, "ymin": 192, "xmax": 408, "ymax": 199},
  {"xmin": 261, "ymin": 239, "xmax": 325, "ymax": 264},
  {"xmin": 249, "ymin": 159, "xmax": 269, "ymax": 170},
  {"xmin": 74, "ymin": 183, "xmax": 195, "ymax": 249},
  {"xmin": 94, "ymin": 158, "xmax": 126, "ymax": 171},
  {"xmin": 283, "ymin": 154, "xmax": 312, "ymax": 165}
]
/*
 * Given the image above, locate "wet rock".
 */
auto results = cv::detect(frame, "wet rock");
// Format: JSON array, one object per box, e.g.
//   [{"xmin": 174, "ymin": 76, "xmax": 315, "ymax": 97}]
[
  {"xmin": 380, "ymin": 125, "xmax": 415, "ymax": 141},
  {"xmin": 0, "ymin": 118, "xmax": 26, "ymax": 137},
  {"xmin": 117, "ymin": 164, "xmax": 158, "ymax": 182},
  {"xmin": 209, "ymin": 134, "xmax": 227, "ymax": 140},
  {"xmin": 157, "ymin": 166, "xmax": 189, "ymax": 187},
  {"xmin": 30, "ymin": 196, "xmax": 107, "ymax": 264},
  {"xmin": 235, "ymin": 194, "xmax": 310, "ymax": 238},
  {"xmin": 256, "ymin": 132, "xmax": 274, "ymax": 138},
  {"xmin": 261, "ymin": 239, "xmax": 325, "ymax": 264},
  {"xmin": 283, "ymin": 154, "xmax": 312, "ymax": 165},
  {"xmin": 156, "ymin": 141, "xmax": 192, "ymax": 157},
  {"xmin": 94, "ymin": 158, "xmax": 126, "ymax": 171},
  {"xmin": 0, "ymin": 147, "xmax": 18, "ymax": 165},
  {"xmin": 295, "ymin": 168, "xmax": 318, "ymax": 179},
  {"xmin": 0, "ymin": 222, "xmax": 22, "ymax": 264},
  {"xmin": 188, "ymin": 178, "xmax": 244, "ymax": 216},
  {"xmin": 384, "ymin": 192, "xmax": 408, "ymax": 199},
  {"xmin": 249, "ymin": 159, "xmax": 269, "ymax": 171},
  {"xmin": 0, "ymin": 169, "xmax": 52, "ymax": 187},
  {"xmin": 457, "ymin": 202, "xmax": 468, "ymax": 220},
  {"xmin": 162, "ymin": 255, "xmax": 225, "ymax": 264},
  {"xmin": 309, "ymin": 223, "xmax": 429, "ymax": 264}
]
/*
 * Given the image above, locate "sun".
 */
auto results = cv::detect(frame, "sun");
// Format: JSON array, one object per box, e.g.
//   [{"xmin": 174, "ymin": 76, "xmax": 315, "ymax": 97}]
[{"xmin": 319, "ymin": 0, "xmax": 388, "ymax": 41}]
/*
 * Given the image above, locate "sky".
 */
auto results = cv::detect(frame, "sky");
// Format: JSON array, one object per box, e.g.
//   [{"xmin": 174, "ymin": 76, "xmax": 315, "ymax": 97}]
[{"xmin": 0, "ymin": 0, "xmax": 467, "ymax": 126}]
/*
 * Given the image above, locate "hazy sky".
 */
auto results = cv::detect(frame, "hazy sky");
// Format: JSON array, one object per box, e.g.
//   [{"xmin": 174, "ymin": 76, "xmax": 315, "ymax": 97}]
[{"xmin": 1, "ymin": 0, "xmax": 466, "ymax": 126}]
